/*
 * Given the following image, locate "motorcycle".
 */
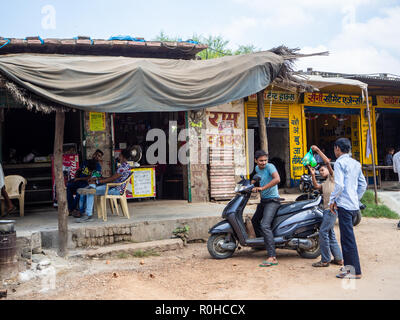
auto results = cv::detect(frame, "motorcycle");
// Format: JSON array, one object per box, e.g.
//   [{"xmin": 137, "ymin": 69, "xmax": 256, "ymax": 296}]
[
  {"xmin": 207, "ymin": 175, "xmax": 324, "ymax": 260},
  {"xmin": 295, "ymin": 168, "xmax": 364, "ymax": 226}
]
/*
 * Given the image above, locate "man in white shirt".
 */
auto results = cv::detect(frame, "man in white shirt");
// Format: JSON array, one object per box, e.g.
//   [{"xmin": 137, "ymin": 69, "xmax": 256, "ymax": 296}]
[
  {"xmin": 329, "ymin": 138, "xmax": 367, "ymax": 279},
  {"xmin": 393, "ymin": 149, "xmax": 400, "ymax": 229},
  {"xmin": 392, "ymin": 149, "xmax": 400, "ymax": 184}
]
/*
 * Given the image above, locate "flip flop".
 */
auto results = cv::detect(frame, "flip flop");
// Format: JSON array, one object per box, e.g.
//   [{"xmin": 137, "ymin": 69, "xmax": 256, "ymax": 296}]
[
  {"xmin": 6, "ymin": 206, "xmax": 17, "ymax": 215},
  {"xmin": 259, "ymin": 260, "xmax": 278, "ymax": 267},
  {"xmin": 336, "ymin": 272, "xmax": 362, "ymax": 279}
]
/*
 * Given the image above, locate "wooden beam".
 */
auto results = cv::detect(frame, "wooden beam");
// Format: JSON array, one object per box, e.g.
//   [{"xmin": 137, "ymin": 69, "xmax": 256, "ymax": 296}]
[
  {"xmin": 365, "ymin": 89, "xmax": 378, "ymax": 204},
  {"xmin": 54, "ymin": 109, "xmax": 69, "ymax": 256},
  {"xmin": 257, "ymin": 89, "xmax": 268, "ymax": 153}
]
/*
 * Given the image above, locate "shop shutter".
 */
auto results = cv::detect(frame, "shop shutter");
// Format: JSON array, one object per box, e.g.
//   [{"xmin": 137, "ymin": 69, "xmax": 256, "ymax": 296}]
[
  {"xmin": 209, "ymin": 147, "xmax": 236, "ymax": 200},
  {"xmin": 246, "ymin": 102, "xmax": 289, "ymax": 119}
]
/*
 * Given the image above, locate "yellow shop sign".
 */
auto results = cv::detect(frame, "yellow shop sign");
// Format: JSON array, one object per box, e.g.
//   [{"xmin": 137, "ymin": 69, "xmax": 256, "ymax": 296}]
[
  {"xmin": 377, "ymin": 96, "xmax": 400, "ymax": 107},
  {"xmin": 249, "ymin": 91, "xmax": 297, "ymax": 103},
  {"xmin": 304, "ymin": 93, "xmax": 370, "ymax": 106}
]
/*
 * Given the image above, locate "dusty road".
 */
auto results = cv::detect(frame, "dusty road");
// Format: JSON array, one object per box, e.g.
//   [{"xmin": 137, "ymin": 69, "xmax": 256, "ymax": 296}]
[{"xmin": 6, "ymin": 217, "xmax": 400, "ymax": 300}]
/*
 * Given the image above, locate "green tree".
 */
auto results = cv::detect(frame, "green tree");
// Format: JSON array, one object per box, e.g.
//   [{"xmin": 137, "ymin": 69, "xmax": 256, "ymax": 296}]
[
  {"xmin": 152, "ymin": 31, "xmax": 258, "ymax": 60},
  {"xmin": 234, "ymin": 44, "xmax": 258, "ymax": 55}
]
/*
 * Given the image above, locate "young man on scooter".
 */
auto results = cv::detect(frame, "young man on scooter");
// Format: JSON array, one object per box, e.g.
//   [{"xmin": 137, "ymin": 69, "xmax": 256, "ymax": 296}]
[{"xmin": 251, "ymin": 150, "xmax": 281, "ymax": 267}]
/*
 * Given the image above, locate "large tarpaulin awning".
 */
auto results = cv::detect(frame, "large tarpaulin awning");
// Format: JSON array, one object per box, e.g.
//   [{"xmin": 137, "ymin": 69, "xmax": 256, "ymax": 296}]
[{"xmin": 0, "ymin": 51, "xmax": 285, "ymax": 112}]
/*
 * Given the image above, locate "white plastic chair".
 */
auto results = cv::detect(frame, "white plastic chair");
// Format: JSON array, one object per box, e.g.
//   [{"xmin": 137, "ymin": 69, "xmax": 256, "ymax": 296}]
[
  {"xmin": 1, "ymin": 175, "xmax": 27, "ymax": 217},
  {"xmin": 95, "ymin": 174, "xmax": 132, "ymax": 222}
]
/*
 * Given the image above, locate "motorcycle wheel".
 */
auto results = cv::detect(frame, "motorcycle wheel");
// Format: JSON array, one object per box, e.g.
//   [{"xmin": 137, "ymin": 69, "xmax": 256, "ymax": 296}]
[
  {"xmin": 297, "ymin": 236, "xmax": 321, "ymax": 259},
  {"xmin": 353, "ymin": 211, "xmax": 362, "ymax": 226},
  {"xmin": 207, "ymin": 233, "xmax": 235, "ymax": 259}
]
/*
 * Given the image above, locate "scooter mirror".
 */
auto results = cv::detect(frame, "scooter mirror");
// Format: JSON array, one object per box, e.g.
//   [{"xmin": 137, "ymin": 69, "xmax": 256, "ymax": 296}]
[{"xmin": 252, "ymin": 174, "xmax": 261, "ymax": 183}]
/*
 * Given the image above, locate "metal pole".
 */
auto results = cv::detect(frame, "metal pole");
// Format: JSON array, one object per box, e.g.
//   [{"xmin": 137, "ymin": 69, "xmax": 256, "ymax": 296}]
[
  {"xmin": 185, "ymin": 111, "xmax": 192, "ymax": 203},
  {"xmin": 364, "ymin": 88, "xmax": 378, "ymax": 204}
]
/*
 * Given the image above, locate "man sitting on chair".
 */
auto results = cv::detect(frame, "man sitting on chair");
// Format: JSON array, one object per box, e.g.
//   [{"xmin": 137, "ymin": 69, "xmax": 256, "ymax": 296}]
[{"xmin": 76, "ymin": 149, "xmax": 131, "ymax": 223}]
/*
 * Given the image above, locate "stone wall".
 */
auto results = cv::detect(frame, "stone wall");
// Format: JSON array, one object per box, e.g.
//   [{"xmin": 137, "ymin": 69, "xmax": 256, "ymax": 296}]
[{"xmin": 42, "ymin": 217, "xmax": 222, "ymax": 249}]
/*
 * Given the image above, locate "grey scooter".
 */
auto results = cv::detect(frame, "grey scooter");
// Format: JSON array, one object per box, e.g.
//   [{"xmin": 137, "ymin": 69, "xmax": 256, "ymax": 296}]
[{"xmin": 207, "ymin": 175, "xmax": 324, "ymax": 259}]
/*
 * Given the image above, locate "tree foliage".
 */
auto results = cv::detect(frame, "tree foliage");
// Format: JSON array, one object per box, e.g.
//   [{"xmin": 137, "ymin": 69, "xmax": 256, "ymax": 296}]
[{"xmin": 153, "ymin": 31, "xmax": 259, "ymax": 59}]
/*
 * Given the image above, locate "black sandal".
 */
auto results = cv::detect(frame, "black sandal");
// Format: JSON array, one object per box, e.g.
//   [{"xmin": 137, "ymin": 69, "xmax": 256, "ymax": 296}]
[
  {"xmin": 330, "ymin": 259, "xmax": 344, "ymax": 266},
  {"xmin": 312, "ymin": 260, "xmax": 330, "ymax": 267}
]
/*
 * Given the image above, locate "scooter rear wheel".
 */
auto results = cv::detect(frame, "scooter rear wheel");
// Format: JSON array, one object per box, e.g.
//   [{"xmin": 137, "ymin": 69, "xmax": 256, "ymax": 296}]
[{"xmin": 207, "ymin": 233, "xmax": 235, "ymax": 259}]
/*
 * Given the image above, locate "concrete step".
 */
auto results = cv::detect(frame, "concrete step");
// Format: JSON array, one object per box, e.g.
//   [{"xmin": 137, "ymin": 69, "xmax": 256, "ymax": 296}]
[{"xmin": 68, "ymin": 238, "xmax": 184, "ymax": 259}]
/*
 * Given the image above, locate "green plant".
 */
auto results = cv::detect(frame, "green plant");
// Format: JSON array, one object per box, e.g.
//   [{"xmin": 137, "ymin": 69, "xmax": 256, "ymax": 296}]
[
  {"xmin": 172, "ymin": 225, "xmax": 190, "ymax": 245},
  {"xmin": 132, "ymin": 249, "xmax": 160, "ymax": 258},
  {"xmin": 117, "ymin": 252, "xmax": 131, "ymax": 259},
  {"xmin": 152, "ymin": 31, "xmax": 259, "ymax": 60},
  {"xmin": 360, "ymin": 190, "xmax": 399, "ymax": 219}
]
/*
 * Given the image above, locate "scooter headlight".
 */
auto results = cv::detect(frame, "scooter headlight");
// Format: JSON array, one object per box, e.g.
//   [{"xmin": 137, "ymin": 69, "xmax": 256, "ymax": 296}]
[{"xmin": 234, "ymin": 184, "xmax": 246, "ymax": 192}]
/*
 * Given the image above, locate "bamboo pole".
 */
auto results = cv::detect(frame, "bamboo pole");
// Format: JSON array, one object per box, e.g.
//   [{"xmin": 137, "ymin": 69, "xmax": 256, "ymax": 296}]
[
  {"xmin": 54, "ymin": 109, "xmax": 69, "ymax": 256},
  {"xmin": 364, "ymin": 88, "xmax": 378, "ymax": 204},
  {"xmin": 257, "ymin": 89, "xmax": 268, "ymax": 153}
]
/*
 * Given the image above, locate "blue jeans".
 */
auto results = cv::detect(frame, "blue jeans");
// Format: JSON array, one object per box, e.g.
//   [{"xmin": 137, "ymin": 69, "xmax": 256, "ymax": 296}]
[
  {"xmin": 319, "ymin": 210, "xmax": 343, "ymax": 263},
  {"xmin": 67, "ymin": 180, "xmax": 88, "ymax": 211},
  {"xmin": 338, "ymin": 207, "xmax": 362, "ymax": 275},
  {"xmin": 81, "ymin": 184, "xmax": 120, "ymax": 216}
]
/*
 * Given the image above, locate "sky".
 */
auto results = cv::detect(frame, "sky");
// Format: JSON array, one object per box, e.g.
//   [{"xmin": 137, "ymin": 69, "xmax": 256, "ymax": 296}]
[{"xmin": 1, "ymin": 0, "xmax": 399, "ymax": 75}]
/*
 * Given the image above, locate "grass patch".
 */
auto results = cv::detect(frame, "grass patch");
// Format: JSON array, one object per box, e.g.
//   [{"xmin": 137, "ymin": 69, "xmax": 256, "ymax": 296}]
[
  {"xmin": 115, "ymin": 249, "xmax": 160, "ymax": 259},
  {"xmin": 361, "ymin": 190, "xmax": 399, "ymax": 219},
  {"xmin": 117, "ymin": 252, "xmax": 131, "ymax": 259},
  {"xmin": 132, "ymin": 249, "xmax": 160, "ymax": 258}
]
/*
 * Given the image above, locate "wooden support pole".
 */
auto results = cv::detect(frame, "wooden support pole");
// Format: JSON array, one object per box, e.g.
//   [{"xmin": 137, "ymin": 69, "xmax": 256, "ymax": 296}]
[
  {"xmin": 364, "ymin": 88, "xmax": 378, "ymax": 204},
  {"xmin": 54, "ymin": 109, "xmax": 69, "ymax": 256},
  {"xmin": 257, "ymin": 89, "xmax": 268, "ymax": 153}
]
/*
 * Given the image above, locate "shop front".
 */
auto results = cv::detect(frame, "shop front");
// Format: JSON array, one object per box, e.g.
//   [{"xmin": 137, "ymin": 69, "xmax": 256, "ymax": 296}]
[
  {"xmin": 245, "ymin": 90, "xmax": 298, "ymax": 187},
  {"xmin": 110, "ymin": 111, "xmax": 188, "ymax": 201},
  {"xmin": 0, "ymin": 88, "xmax": 82, "ymax": 206},
  {"xmin": 302, "ymin": 92, "xmax": 377, "ymax": 175},
  {"xmin": 375, "ymin": 96, "xmax": 400, "ymax": 163}
]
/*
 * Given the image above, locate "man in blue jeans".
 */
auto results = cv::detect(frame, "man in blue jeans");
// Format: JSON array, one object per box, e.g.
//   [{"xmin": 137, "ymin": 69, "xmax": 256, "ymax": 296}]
[
  {"xmin": 76, "ymin": 149, "xmax": 131, "ymax": 223},
  {"xmin": 67, "ymin": 149, "xmax": 103, "ymax": 215},
  {"xmin": 329, "ymin": 138, "xmax": 367, "ymax": 279},
  {"xmin": 251, "ymin": 150, "xmax": 281, "ymax": 267}
]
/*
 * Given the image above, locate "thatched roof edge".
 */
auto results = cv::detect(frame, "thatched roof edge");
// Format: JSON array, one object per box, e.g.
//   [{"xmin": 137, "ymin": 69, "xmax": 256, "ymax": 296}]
[{"xmin": 0, "ymin": 74, "xmax": 70, "ymax": 113}]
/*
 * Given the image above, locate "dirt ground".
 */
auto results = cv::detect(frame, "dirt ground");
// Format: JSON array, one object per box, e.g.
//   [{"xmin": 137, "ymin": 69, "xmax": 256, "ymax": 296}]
[{"xmin": 4, "ymin": 217, "xmax": 400, "ymax": 300}]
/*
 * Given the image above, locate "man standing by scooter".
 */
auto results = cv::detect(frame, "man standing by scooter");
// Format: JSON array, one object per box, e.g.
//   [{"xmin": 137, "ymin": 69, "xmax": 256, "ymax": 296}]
[
  {"xmin": 329, "ymin": 138, "xmax": 367, "ymax": 279},
  {"xmin": 251, "ymin": 150, "xmax": 281, "ymax": 267}
]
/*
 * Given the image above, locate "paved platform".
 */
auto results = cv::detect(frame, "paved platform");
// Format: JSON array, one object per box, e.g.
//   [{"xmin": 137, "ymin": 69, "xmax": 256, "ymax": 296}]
[
  {"xmin": 2, "ymin": 194, "xmax": 299, "ymax": 250},
  {"xmin": 3, "ymin": 188, "xmax": 398, "ymax": 253}
]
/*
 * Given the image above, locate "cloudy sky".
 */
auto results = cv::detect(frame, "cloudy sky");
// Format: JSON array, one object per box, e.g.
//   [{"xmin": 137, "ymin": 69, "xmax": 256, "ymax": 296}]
[{"xmin": 1, "ymin": 0, "xmax": 399, "ymax": 74}]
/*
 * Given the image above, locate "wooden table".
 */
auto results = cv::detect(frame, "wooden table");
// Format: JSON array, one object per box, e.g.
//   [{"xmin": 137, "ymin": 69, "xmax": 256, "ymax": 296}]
[{"xmin": 362, "ymin": 165, "xmax": 393, "ymax": 189}]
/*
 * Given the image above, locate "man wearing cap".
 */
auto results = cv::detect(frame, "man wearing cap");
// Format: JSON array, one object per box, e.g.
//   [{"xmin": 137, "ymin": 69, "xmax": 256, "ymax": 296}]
[{"xmin": 329, "ymin": 138, "xmax": 367, "ymax": 279}]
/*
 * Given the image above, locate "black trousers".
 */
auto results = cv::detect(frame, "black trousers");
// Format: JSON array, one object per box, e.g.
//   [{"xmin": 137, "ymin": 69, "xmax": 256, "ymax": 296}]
[
  {"xmin": 251, "ymin": 199, "xmax": 281, "ymax": 258},
  {"xmin": 338, "ymin": 207, "xmax": 362, "ymax": 275}
]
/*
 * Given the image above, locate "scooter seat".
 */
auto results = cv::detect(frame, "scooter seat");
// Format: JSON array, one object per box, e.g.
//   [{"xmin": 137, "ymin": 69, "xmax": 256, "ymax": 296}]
[{"xmin": 276, "ymin": 198, "xmax": 319, "ymax": 216}]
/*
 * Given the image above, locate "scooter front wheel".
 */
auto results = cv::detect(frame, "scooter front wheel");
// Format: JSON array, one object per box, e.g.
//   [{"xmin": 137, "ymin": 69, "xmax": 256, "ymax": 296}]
[
  {"xmin": 297, "ymin": 236, "xmax": 321, "ymax": 259},
  {"xmin": 207, "ymin": 233, "xmax": 235, "ymax": 259}
]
